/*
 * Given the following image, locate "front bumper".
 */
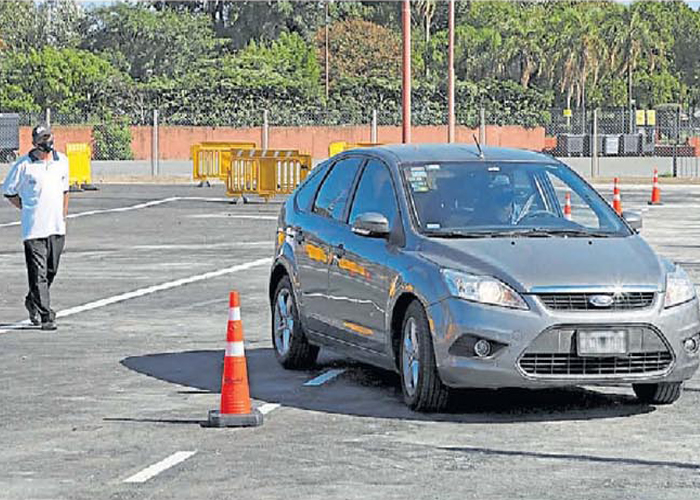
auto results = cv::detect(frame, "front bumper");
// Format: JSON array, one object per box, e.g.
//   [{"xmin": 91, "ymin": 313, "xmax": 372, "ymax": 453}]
[{"xmin": 427, "ymin": 294, "xmax": 700, "ymax": 389}]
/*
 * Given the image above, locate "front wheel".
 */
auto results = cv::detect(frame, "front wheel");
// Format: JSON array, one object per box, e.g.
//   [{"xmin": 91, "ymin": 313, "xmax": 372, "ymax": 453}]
[
  {"xmin": 633, "ymin": 382, "xmax": 683, "ymax": 405},
  {"xmin": 400, "ymin": 300, "xmax": 451, "ymax": 412},
  {"xmin": 272, "ymin": 276, "xmax": 319, "ymax": 369}
]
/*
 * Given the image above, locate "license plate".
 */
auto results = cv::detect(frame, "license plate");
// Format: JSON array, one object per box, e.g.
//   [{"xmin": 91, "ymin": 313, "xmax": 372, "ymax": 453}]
[{"xmin": 577, "ymin": 330, "xmax": 628, "ymax": 356}]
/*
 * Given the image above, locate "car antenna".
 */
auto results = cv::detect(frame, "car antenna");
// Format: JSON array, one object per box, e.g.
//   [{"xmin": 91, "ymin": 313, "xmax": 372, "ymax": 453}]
[{"xmin": 473, "ymin": 134, "xmax": 485, "ymax": 159}]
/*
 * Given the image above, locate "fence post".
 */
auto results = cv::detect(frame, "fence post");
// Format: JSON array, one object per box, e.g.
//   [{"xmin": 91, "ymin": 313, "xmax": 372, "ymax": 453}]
[
  {"xmin": 45, "ymin": 108, "xmax": 51, "ymax": 127},
  {"xmin": 151, "ymin": 109, "xmax": 159, "ymax": 176},
  {"xmin": 371, "ymin": 109, "xmax": 378, "ymax": 143},
  {"xmin": 262, "ymin": 109, "xmax": 269, "ymax": 150},
  {"xmin": 591, "ymin": 108, "xmax": 598, "ymax": 178},
  {"xmin": 479, "ymin": 107, "xmax": 486, "ymax": 146}
]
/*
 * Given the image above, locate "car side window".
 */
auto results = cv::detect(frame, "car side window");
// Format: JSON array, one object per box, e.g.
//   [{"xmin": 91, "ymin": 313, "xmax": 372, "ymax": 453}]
[
  {"xmin": 348, "ymin": 160, "xmax": 398, "ymax": 227},
  {"xmin": 295, "ymin": 164, "xmax": 327, "ymax": 213},
  {"xmin": 313, "ymin": 157, "xmax": 363, "ymax": 221}
]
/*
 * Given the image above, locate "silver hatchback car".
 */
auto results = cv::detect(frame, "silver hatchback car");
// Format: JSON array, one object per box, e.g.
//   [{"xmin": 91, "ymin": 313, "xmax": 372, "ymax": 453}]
[{"xmin": 269, "ymin": 144, "xmax": 700, "ymax": 412}]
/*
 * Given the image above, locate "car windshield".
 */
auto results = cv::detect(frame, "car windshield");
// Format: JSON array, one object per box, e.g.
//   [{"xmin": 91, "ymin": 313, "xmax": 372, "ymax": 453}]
[{"xmin": 403, "ymin": 161, "xmax": 631, "ymax": 238}]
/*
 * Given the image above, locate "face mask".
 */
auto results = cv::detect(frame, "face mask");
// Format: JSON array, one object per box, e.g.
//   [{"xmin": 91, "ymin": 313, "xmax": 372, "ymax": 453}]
[{"xmin": 36, "ymin": 138, "xmax": 54, "ymax": 154}]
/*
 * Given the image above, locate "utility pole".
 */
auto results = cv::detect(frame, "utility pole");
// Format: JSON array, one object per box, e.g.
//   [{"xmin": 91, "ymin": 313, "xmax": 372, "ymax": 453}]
[
  {"xmin": 402, "ymin": 0, "xmax": 411, "ymax": 144},
  {"xmin": 325, "ymin": 1, "xmax": 330, "ymax": 102},
  {"xmin": 447, "ymin": 0, "xmax": 455, "ymax": 143}
]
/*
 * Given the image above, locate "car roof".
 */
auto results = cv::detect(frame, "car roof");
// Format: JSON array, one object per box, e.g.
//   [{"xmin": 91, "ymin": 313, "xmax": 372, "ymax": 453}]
[{"xmin": 348, "ymin": 143, "xmax": 558, "ymax": 165}]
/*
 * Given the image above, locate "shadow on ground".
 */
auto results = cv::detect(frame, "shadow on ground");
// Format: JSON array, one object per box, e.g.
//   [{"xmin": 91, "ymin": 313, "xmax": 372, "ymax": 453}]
[{"xmin": 120, "ymin": 347, "xmax": 654, "ymax": 423}]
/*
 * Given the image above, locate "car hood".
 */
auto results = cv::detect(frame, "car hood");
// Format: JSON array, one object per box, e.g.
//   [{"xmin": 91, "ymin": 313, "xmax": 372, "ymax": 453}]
[{"xmin": 419, "ymin": 235, "xmax": 665, "ymax": 293}]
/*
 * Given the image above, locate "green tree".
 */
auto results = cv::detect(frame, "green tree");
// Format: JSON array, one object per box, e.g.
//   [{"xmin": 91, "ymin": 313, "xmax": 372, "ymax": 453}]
[
  {"xmin": 314, "ymin": 19, "xmax": 401, "ymax": 85},
  {"xmin": 81, "ymin": 3, "xmax": 218, "ymax": 81},
  {"xmin": 0, "ymin": 47, "xmax": 131, "ymax": 118}
]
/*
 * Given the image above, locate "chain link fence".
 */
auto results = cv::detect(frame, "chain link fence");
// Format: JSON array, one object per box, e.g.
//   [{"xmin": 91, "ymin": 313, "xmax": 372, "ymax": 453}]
[{"xmin": 4, "ymin": 106, "xmax": 700, "ymax": 176}]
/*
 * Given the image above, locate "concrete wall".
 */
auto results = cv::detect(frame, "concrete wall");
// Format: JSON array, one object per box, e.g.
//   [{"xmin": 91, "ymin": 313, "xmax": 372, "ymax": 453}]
[{"xmin": 18, "ymin": 124, "xmax": 546, "ymax": 161}]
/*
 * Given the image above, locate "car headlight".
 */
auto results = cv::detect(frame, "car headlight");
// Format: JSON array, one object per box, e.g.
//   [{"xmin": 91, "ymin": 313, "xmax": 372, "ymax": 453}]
[
  {"xmin": 441, "ymin": 269, "xmax": 528, "ymax": 310},
  {"xmin": 664, "ymin": 265, "xmax": 697, "ymax": 309}
]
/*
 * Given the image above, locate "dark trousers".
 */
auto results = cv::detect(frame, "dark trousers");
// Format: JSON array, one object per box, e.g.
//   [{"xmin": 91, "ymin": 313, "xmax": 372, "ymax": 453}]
[{"xmin": 24, "ymin": 235, "xmax": 65, "ymax": 322}]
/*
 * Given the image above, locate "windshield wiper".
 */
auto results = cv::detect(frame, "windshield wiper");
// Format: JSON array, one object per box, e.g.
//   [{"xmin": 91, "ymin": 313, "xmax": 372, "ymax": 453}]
[
  {"xmin": 504, "ymin": 227, "xmax": 613, "ymax": 238},
  {"xmin": 423, "ymin": 230, "xmax": 496, "ymax": 239}
]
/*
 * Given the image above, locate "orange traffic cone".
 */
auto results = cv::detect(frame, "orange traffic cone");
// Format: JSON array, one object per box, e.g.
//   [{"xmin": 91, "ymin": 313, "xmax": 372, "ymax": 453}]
[
  {"xmin": 613, "ymin": 177, "xmax": 623, "ymax": 215},
  {"xmin": 206, "ymin": 291, "xmax": 263, "ymax": 427},
  {"xmin": 648, "ymin": 169, "xmax": 662, "ymax": 205},
  {"xmin": 564, "ymin": 192, "xmax": 572, "ymax": 220}
]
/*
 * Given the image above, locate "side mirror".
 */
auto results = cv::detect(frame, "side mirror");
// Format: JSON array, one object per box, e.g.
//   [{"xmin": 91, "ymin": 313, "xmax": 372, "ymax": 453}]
[
  {"xmin": 352, "ymin": 212, "xmax": 390, "ymax": 238},
  {"xmin": 622, "ymin": 210, "xmax": 643, "ymax": 232}
]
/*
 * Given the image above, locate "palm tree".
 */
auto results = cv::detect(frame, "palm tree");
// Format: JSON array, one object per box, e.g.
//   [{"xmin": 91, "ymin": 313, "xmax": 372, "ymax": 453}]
[{"xmin": 604, "ymin": 3, "xmax": 662, "ymax": 129}]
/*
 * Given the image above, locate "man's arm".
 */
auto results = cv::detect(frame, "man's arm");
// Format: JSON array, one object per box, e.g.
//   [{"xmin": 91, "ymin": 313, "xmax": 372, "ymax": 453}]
[
  {"xmin": 3, "ymin": 157, "xmax": 23, "ymax": 209},
  {"xmin": 63, "ymin": 192, "xmax": 70, "ymax": 218}
]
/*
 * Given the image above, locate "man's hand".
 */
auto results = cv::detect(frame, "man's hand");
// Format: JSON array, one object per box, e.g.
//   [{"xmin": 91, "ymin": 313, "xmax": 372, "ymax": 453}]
[
  {"xmin": 63, "ymin": 192, "xmax": 70, "ymax": 218},
  {"xmin": 5, "ymin": 195, "xmax": 21, "ymax": 210}
]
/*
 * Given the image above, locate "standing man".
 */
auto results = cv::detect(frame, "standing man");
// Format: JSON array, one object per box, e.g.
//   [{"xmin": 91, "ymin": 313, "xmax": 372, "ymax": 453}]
[{"xmin": 2, "ymin": 125, "xmax": 70, "ymax": 330}]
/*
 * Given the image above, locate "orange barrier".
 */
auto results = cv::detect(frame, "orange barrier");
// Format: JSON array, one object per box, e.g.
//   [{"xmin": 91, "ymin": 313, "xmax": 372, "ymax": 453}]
[
  {"xmin": 649, "ymin": 169, "xmax": 662, "ymax": 205},
  {"xmin": 613, "ymin": 177, "xmax": 623, "ymax": 215},
  {"xmin": 226, "ymin": 149, "xmax": 312, "ymax": 203},
  {"xmin": 191, "ymin": 141, "xmax": 256, "ymax": 186},
  {"xmin": 206, "ymin": 291, "xmax": 263, "ymax": 428}
]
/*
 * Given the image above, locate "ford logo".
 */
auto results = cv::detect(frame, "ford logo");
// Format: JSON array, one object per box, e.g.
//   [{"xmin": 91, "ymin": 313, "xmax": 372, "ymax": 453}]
[{"xmin": 589, "ymin": 295, "xmax": 614, "ymax": 308}]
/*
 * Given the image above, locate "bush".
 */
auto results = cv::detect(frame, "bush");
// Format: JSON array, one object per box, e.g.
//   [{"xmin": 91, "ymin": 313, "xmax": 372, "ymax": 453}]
[{"xmin": 92, "ymin": 120, "xmax": 133, "ymax": 160}]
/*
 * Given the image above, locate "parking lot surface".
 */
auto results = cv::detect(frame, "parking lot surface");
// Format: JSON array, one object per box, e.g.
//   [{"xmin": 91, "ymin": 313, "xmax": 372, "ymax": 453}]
[{"xmin": 2, "ymin": 183, "xmax": 700, "ymax": 500}]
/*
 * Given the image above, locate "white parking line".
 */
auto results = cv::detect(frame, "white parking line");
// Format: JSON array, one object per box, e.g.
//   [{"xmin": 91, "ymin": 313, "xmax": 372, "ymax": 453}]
[
  {"xmin": 258, "ymin": 403, "xmax": 281, "ymax": 415},
  {"xmin": 0, "ymin": 257, "xmax": 272, "ymax": 335},
  {"xmin": 188, "ymin": 214, "xmax": 278, "ymax": 220},
  {"xmin": 0, "ymin": 196, "xmax": 257, "ymax": 229},
  {"xmin": 303, "ymin": 369, "xmax": 346, "ymax": 386},
  {"xmin": 123, "ymin": 451, "xmax": 197, "ymax": 484}
]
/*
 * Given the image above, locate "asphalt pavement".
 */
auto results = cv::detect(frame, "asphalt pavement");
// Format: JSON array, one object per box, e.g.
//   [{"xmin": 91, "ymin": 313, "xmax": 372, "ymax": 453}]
[{"xmin": 1, "ymin": 183, "xmax": 700, "ymax": 500}]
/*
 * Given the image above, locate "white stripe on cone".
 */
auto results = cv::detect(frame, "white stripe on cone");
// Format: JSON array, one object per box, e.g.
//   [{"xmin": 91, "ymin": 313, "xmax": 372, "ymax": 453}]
[
  {"xmin": 228, "ymin": 307, "xmax": 241, "ymax": 321},
  {"xmin": 225, "ymin": 341, "xmax": 245, "ymax": 357}
]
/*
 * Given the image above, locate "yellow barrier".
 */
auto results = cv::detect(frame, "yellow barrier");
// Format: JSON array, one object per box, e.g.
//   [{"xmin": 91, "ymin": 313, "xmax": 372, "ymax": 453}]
[
  {"xmin": 226, "ymin": 149, "xmax": 312, "ymax": 203},
  {"xmin": 191, "ymin": 141, "xmax": 256, "ymax": 186},
  {"xmin": 66, "ymin": 143, "xmax": 97, "ymax": 191},
  {"xmin": 328, "ymin": 141, "xmax": 384, "ymax": 157}
]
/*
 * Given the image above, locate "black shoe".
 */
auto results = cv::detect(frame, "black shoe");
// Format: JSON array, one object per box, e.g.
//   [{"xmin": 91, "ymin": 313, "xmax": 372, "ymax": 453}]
[
  {"xmin": 25, "ymin": 298, "xmax": 40, "ymax": 326},
  {"xmin": 41, "ymin": 321, "xmax": 57, "ymax": 331}
]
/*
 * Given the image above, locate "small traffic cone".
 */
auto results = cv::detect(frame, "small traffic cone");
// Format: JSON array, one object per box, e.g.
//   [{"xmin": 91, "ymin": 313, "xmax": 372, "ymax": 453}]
[
  {"xmin": 205, "ymin": 291, "xmax": 263, "ymax": 428},
  {"xmin": 564, "ymin": 192, "xmax": 572, "ymax": 220},
  {"xmin": 613, "ymin": 177, "xmax": 623, "ymax": 215},
  {"xmin": 648, "ymin": 169, "xmax": 663, "ymax": 205}
]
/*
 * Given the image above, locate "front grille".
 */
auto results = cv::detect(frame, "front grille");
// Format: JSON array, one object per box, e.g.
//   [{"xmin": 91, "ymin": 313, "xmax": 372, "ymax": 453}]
[
  {"xmin": 537, "ymin": 292, "xmax": 655, "ymax": 311},
  {"xmin": 519, "ymin": 352, "xmax": 673, "ymax": 376}
]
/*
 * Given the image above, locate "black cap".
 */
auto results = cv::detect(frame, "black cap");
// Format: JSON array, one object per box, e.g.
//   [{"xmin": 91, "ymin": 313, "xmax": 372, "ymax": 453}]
[{"xmin": 32, "ymin": 124, "xmax": 52, "ymax": 145}]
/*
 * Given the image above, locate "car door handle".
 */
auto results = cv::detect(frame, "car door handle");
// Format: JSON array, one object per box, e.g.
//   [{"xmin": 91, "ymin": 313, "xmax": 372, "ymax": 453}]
[{"xmin": 333, "ymin": 244, "xmax": 346, "ymax": 259}]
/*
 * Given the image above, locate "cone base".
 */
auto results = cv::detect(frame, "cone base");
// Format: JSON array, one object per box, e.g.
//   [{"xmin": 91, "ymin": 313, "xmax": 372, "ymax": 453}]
[
  {"xmin": 204, "ymin": 409, "xmax": 263, "ymax": 428},
  {"xmin": 648, "ymin": 201, "xmax": 663, "ymax": 205}
]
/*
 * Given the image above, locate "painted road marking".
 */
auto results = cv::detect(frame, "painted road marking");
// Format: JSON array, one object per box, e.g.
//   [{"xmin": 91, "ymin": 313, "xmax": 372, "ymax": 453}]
[
  {"xmin": 258, "ymin": 403, "xmax": 281, "ymax": 415},
  {"xmin": 0, "ymin": 196, "xmax": 262, "ymax": 228},
  {"xmin": 130, "ymin": 241, "xmax": 271, "ymax": 250},
  {"xmin": 304, "ymin": 368, "xmax": 346, "ymax": 387},
  {"xmin": 187, "ymin": 214, "xmax": 278, "ymax": 220},
  {"xmin": 123, "ymin": 451, "xmax": 197, "ymax": 484},
  {"xmin": 0, "ymin": 257, "xmax": 271, "ymax": 335}
]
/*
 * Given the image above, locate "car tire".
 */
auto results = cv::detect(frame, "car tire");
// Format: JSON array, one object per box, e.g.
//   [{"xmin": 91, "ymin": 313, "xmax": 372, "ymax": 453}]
[
  {"xmin": 399, "ymin": 300, "xmax": 451, "ymax": 412},
  {"xmin": 272, "ymin": 275, "xmax": 319, "ymax": 369},
  {"xmin": 632, "ymin": 382, "xmax": 683, "ymax": 405}
]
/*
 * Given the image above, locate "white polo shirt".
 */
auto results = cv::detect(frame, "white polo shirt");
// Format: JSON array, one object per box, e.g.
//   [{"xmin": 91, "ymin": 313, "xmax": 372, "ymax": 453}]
[{"xmin": 2, "ymin": 151, "xmax": 70, "ymax": 241}]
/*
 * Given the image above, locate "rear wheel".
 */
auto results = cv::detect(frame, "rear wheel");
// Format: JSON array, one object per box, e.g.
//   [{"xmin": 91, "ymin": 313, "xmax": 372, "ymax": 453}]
[
  {"xmin": 272, "ymin": 276, "xmax": 319, "ymax": 369},
  {"xmin": 633, "ymin": 382, "xmax": 683, "ymax": 405},
  {"xmin": 400, "ymin": 300, "xmax": 450, "ymax": 412}
]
